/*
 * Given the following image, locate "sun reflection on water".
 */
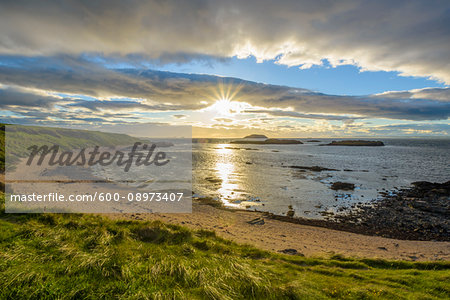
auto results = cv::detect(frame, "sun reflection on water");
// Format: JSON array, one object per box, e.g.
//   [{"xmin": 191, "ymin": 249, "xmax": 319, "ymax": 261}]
[{"xmin": 214, "ymin": 144, "xmax": 242, "ymax": 207}]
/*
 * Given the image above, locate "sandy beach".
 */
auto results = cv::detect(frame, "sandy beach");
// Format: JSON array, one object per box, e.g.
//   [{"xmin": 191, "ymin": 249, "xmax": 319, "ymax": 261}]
[
  {"xmin": 6, "ymin": 157, "xmax": 450, "ymax": 261},
  {"xmin": 3, "ymin": 3, "xmax": 450, "ymax": 297},
  {"xmin": 109, "ymin": 200, "xmax": 450, "ymax": 261}
]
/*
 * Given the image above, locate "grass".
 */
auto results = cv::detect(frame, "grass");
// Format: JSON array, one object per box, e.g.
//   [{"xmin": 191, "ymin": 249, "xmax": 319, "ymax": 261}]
[
  {"xmin": 0, "ymin": 194, "xmax": 449, "ymax": 299},
  {"xmin": 1, "ymin": 124, "xmax": 449, "ymax": 298}
]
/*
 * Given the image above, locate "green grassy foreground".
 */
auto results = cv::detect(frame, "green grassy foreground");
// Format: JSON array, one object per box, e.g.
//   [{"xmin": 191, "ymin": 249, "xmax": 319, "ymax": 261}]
[
  {"xmin": 1, "ymin": 125, "xmax": 449, "ymax": 298},
  {"xmin": 0, "ymin": 195, "xmax": 449, "ymax": 299}
]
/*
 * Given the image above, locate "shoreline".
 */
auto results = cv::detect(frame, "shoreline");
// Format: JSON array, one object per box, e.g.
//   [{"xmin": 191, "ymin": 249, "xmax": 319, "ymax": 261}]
[
  {"xmin": 191, "ymin": 179, "xmax": 449, "ymax": 242},
  {"xmin": 260, "ymin": 180, "xmax": 449, "ymax": 242},
  {"xmin": 4, "ymin": 157, "xmax": 449, "ymax": 261},
  {"xmin": 108, "ymin": 198, "xmax": 450, "ymax": 261}
]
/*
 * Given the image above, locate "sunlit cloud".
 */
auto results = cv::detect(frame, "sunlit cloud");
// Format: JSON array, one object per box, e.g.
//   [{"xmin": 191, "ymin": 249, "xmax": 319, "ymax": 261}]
[
  {"xmin": 0, "ymin": 0, "xmax": 449, "ymax": 137},
  {"xmin": 1, "ymin": 58, "xmax": 449, "ymax": 123},
  {"xmin": 0, "ymin": 0, "xmax": 449, "ymax": 83}
]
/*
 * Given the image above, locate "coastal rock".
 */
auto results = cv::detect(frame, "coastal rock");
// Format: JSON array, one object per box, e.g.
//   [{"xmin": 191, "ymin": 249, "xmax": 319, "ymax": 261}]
[
  {"xmin": 321, "ymin": 140, "xmax": 384, "ymax": 146},
  {"xmin": 286, "ymin": 210, "xmax": 295, "ymax": 217},
  {"xmin": 287, "ymin": 165, "xmax": 339, "ymax": 172},
  {"xmin": 278, "ymin": 248, "xmax": 301, "ymax": 255},
  {"xmin": 205, "ymin": 177, "xmax": 222, "ymax": 184},
  {"xmin": 247, "ymin": 218, "xmax": 265, "ymax": 225},
  {"xmin": 331, "ymin": 182, "xmax": 355, "ymax": 190},
  {"xmin": 332, "ymin": 181, "xmax": 450, "ymax": 241},
  {"xmin": 264, "ymin": 181, "xmax": 449, "ymax": 241}
]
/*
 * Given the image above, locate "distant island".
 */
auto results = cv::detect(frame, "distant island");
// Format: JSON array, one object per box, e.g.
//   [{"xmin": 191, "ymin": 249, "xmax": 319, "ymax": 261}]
[
  {"xmin": 244, "ymin": 134, "xmax": 268, "ymax": 139},
  {"xmin": 307, "ymin": 140, "xmax": 321, "ymax": 143},
  {"xmin": 231, "ymin": 138, "xmax": 303, "ymax": 145},
  {"xmin": 321, "ymin": 140, "xmax": 384, "ymax": 146}
]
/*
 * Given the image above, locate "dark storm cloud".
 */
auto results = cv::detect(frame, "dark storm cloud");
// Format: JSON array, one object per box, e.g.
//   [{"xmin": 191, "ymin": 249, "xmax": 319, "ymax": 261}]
[
  {"xmin": 0, "ymin": 86, "xmax": 59, "ymax": 108},
  {"xmin": 248, "ymin": 90, "xmax": 450, "ymax": 121},
  {"xmin": 0, "ymin": 0, "xmax": 449, "ymax": 82},
  {"xmin": 69, "ymin": 100, "xmax": 197, "ymax": 112},
  {"xmin": 0, "ymin": 56, "xmax": 216, "ymax": 110}
]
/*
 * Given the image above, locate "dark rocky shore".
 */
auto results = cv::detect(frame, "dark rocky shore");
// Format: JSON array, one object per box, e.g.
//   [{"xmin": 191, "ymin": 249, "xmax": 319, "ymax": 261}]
[{"xmin": 265, "ymin": 181, "xmax": 449, "ymax": 241}]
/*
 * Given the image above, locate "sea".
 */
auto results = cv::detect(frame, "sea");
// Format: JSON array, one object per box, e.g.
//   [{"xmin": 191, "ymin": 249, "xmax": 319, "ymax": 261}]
[{"xmin": 94, "ymin": 138, "xmax": 450, "ymax": 219}]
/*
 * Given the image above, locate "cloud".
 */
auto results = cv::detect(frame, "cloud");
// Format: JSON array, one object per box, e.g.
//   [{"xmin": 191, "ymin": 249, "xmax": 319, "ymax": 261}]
[
  {"xmin": 370, "ymin": 123, "xmax": 450, "ymax": 135},
  {"xmin": 0, "ymin": 58, "xmax": 449, "ymax": 122},
  {"xmin": 69, "ymin": 99, "xmax": 195, "ymax": 112},
  {"xmin": 0, "ymin": 0, "xmax": 449, "ymax": 83},
  {"xmin": 0, "ymin": 56, "xmax": 215, "ymax": 110},
  {"xmin": 0, "ymin": 86, "xmax": 59, "ymax": 108},
  {"xmin": 243, "ymin": 109, "xmax": 360, "ymax": 120},
  {"xmin": 214, "ymin": 118, "xmax": 234, "ymax": 123}
]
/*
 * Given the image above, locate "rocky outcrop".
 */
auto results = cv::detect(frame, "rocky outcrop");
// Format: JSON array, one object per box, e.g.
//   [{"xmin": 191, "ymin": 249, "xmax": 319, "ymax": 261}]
[
  {"xmin": 330, "ymin": 182, "xmax": 355, "ymax": 190},
  {"xmin": 265, "ymin": 181, "xmax": 449, "ymax": 241},
  {"xmin": 322, "ymin": 140, "xmax": 384, "ymax": 146},
  {"xmin": 333, "ymin": 181, "xmax": 450, "ymax": 241}
]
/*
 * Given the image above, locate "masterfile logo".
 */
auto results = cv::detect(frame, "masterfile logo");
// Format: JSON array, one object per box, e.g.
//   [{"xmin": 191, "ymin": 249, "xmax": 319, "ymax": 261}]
[
  {"xmin": 26, "ymin": 142, "xmax": 170, "ymax": 172},
  {"xmin": 5, "ymin": 124, "xmax": 192, "ymax": 214}
]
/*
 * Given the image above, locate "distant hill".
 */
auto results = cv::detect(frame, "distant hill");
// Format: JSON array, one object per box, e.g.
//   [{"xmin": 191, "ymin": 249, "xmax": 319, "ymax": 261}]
[
  {"xmin": 244, "ymin": 134, "xmax": 268, "ymax": 139},
  {"xmin": 231, "ymin": 138, "xmax": 303, "ymax": 145},
  {"xmin": 0, "ymin": 124, "xmax": 143, "ymax": 172}
]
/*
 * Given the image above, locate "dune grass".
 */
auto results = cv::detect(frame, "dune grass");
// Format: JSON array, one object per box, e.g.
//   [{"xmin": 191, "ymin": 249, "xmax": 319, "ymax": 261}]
[{"xmin": 0, "ymin": 194, "xmax": 449, "ymax": 299}]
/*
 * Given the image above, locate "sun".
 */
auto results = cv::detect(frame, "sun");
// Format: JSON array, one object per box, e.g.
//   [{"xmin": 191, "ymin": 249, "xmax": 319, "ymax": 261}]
[
  {"xmin": 209, "ymin": 98, "xmax": 247, "ymax": 116},
  {"xmin": 213, "ymin": 98, "xmax": 234, "ymax": 115},
  {"xmin": 203, "ymin": 81, "xmax": 249, "ymax": 117}
]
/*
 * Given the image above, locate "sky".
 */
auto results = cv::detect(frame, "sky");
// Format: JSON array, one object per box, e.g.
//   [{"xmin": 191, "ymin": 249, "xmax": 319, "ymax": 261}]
[{"xmin": 0, "ymin": 0, "xmax": 449, "ymax": 138}]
